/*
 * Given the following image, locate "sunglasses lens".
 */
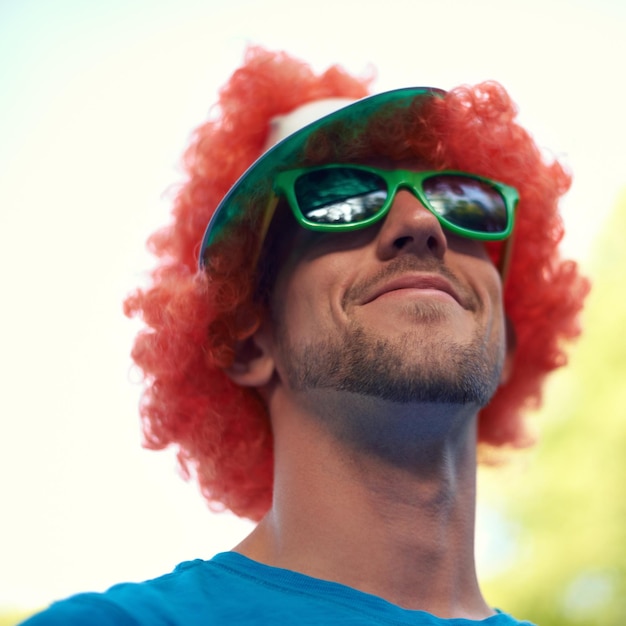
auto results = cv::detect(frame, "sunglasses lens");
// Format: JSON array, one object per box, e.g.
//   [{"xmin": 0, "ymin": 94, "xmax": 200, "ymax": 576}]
[
  {"xmin": 294, "ymin": 168, "xmax": 388, "ymax": 224},
  {"xmin": 422, "ymin": 175, "xmax": 508, "ymax": 234}
]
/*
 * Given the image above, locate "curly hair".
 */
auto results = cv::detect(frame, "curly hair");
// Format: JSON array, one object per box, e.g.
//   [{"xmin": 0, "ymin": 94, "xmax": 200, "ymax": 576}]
[{"xmin": 124, "ymin": 46, "xmax": 589, "ymax": 520}]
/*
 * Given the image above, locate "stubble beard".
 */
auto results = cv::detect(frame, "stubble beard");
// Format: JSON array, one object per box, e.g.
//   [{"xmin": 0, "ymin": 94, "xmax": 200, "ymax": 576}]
[{"xmin": 277, "ymin": 306, "xmax": 505, "ymax": 408}]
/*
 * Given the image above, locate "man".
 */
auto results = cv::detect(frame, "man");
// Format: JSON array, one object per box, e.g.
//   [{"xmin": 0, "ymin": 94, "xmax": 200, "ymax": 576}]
[{"xmin": 23, "ymin": 47, "xmax": 588, "ymax": 624}]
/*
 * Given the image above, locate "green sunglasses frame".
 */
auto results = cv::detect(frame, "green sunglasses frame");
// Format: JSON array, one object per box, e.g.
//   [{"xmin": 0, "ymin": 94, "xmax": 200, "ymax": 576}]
[{"xmin": 273, "ymin": 164, "xmax": 519, "ymax": 241}]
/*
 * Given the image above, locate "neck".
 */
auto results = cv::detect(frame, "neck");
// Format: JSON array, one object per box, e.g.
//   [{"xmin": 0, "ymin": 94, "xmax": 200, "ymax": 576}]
[{"xmin": 235, "ymin": 388, "xmax": 492, "ymax": 620}]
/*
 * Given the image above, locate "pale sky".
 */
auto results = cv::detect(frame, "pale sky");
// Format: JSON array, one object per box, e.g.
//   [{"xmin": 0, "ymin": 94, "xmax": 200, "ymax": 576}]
[{"xmin": 1, "ymin": 0, "xmax": 624, "ymax": 612}]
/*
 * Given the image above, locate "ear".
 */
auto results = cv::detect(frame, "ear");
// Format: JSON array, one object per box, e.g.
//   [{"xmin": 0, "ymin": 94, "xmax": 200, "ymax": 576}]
[
  {"xmin": 225, "ymin": 322, "xmax": 276, "ymax": 388},
  {"xmin": 500, "ymin": 315, "xmax": 517, "ymax": 385}
]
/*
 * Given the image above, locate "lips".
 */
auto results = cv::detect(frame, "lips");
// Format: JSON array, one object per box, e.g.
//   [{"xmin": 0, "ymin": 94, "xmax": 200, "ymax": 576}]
[{"xmin": 361, "ymin": 273, "xmax": 464, "ymax": 307}]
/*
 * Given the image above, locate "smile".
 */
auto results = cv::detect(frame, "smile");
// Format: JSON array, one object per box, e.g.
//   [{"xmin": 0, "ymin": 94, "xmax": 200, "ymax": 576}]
[{"xmin": 361, "ymin": 274, "xmax": 464, "ymax": 307}]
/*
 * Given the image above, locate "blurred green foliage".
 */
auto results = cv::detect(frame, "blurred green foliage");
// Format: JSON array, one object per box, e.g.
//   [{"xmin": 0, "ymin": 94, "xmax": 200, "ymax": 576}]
[
  {"xmin": 0, "ymin": 611, "xmax": 34, "ymax": 626},
  {"xmin": 480, "ymin": 190, "xmax": 626, "ymax": 624}
]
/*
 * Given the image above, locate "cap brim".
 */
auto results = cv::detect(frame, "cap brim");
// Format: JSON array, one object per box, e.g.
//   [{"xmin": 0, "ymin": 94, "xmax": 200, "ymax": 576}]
[{"xmin": 198, "ymin": 86, "xmax": 445, "ymax": 266}]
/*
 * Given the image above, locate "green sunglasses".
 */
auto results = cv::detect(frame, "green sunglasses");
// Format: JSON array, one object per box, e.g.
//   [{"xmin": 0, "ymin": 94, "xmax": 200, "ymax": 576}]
[{"xmin": 272, "ymin": 164, "xmax": 518, "ymax": 241}]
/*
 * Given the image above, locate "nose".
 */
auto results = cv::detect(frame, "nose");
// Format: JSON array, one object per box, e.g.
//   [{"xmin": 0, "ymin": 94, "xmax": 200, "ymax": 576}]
[{"xmin": 375, "ymin": 189, "xmax": 448, "ymax": 261}]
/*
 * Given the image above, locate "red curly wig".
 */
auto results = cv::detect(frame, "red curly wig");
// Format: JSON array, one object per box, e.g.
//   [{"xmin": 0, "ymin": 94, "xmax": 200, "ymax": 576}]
[{"xmin": 124, "ymin": 46, "xmax": 589, "ymax": 520}]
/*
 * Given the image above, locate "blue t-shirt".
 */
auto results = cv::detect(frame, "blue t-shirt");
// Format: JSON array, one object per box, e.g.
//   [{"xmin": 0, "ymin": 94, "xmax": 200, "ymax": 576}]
[{"xmin": 21, "ymin": 552, "xmax": 534, "ymax": 625}]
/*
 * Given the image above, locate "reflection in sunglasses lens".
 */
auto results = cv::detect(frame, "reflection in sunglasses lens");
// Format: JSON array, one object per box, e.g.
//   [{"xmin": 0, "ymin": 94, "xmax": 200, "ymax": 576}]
[
  {"xmin": 297, "ymin": 168, "xmax": 387, "ymax": 224},
  {"xmin": 423, "ymin": 175, "xmax": 507, "ymax": 233}
]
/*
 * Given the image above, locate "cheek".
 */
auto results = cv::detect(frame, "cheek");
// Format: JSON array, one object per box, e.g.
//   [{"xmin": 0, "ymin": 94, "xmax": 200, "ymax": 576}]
[
  {"xmin": 447, "ymin": 235, "xmax": 493, "ymax": 264},
  {"xmin": 271, "ymin": 258, "xmax": 320, "ymax": 338},
  {"xmin": 482, "ymin": 280, "xmax": 507, "ymax": 354},
  {"xmin": 453, "ymin": 246, "xmax": 505, "ymax": 336},
  {"xmin": 271, "ymin": 254, "xmax": 350, "ymax": 343}
]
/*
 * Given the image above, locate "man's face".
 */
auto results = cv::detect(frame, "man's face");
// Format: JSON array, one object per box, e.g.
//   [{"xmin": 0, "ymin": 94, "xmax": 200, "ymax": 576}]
[{"xmin": 263, "ymin": 162, "xmax": 508, "ymax": 410}]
